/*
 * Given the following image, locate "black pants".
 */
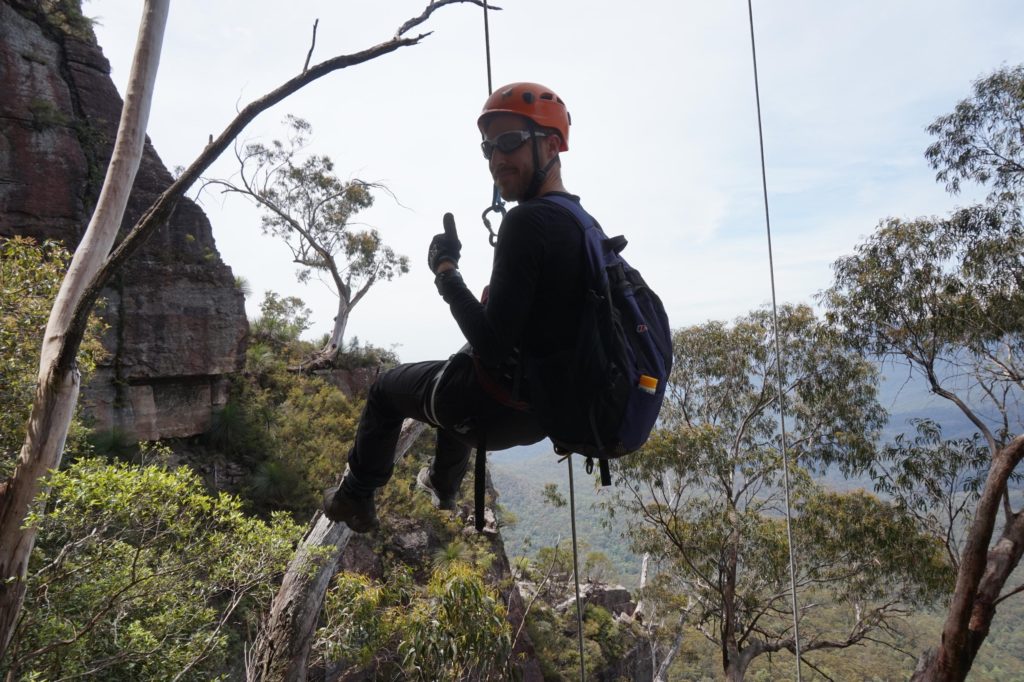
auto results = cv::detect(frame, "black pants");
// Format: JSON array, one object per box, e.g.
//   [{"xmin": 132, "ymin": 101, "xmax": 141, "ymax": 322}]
[{"xmin": 346, "ymin": 350, "xmax": 546, "ymax": 496}]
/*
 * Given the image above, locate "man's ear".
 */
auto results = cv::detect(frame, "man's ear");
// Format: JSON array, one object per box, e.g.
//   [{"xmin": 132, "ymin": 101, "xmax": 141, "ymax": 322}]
[{"xmin": 545, "ymin": 133, "xmax": 563, "ymax": 156}]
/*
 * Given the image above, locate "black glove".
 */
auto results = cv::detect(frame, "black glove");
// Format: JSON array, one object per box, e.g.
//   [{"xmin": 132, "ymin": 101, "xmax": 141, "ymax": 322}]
[{"xmin": 427, "ymin": 213, "xmax": 462, "ymax": 273}]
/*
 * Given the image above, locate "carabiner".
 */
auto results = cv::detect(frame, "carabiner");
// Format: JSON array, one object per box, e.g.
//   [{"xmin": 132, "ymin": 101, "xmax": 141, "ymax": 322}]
[
  {"xmin": 481, "ymin": 186, "xmax": 506, "ymax": 247},
  {"xmin": 481, "ymin": 204, "xmax": 505, "ymax": 247}
]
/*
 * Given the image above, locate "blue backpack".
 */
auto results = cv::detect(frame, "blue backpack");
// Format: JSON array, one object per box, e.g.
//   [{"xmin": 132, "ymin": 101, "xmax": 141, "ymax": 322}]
[{"xmin": 529, "ymin": 195, "xmax": 672, "ymax": 482}]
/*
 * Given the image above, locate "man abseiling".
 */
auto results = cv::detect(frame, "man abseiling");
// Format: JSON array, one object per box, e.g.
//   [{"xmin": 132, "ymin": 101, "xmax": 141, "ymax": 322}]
[{"xmin": 324, "ymin": 82, "xmax": 597, "ymax": 532}]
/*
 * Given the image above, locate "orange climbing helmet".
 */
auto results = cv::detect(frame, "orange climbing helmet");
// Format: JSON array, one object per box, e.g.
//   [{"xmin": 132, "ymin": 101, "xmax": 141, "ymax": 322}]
[{"xmin": 477, "ymin": 82, "xmax": 570, "ymax": 151}]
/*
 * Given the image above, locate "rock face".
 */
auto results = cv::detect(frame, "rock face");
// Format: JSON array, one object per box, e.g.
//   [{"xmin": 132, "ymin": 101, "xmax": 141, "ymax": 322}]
[{"xmin": 0, "ymin": 1, "xmax": 247, "ymax": 440}]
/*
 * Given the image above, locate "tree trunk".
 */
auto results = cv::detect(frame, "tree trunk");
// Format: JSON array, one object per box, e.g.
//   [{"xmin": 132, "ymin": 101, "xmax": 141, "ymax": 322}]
[
  {"xmin": 723, "ymin": 642, "xmax": 761, "ymax": 682},
  {"xmin": 247, "ymin": 419, "xmax": 426, "ymax": 681},
  {"xmin": 0, "ymin": 0, "xmax": 168, "ymax": 659},
  {"xmin": 296, "ymin": 297, "xmax": 347, "ymax": 373},
  {"xmin": 911, "ymin": 435, "xmax": 1024, "ymax": 681},
  {"xmin": 653, "ymin": 612, "xmax": 686, "ymax": 682},
  {"xmin": 721, "ymin": 513, "xmax": 741, "ymax": 675},
  {"xmin": 0, "ymin": 370, "xmax": 79, "ymax": 654},
  {"xmin": 725, "ymin": 661, "xmax": 748, "ymax": 682},
  {"xmin": 323, "ymin": 297, "xmax": 349, "ymax": 364}
]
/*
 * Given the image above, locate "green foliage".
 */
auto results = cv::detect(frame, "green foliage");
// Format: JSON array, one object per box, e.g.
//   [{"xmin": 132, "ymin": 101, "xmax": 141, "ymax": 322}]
[
  {"xmin": 335, "ymin": 335, "xmax": 400, "ymax": 370},
  {"xmin": 27, "ymin": 98, "xmax": 69, "ymax": 131},
  {"xmin": 822, "ymin": 85, "xmax": 1024, "ymax": 618},
  {"xmin": 38, "ymin": 0, "xmax": 96, "ymax": 40},
  {"xmin": 213, "ymin": 116, "xmax": 409, "ymax": 349},
  {"xmin": 262, "ymin": 380, "xmax": 361, "ymax": 511},
  {"xmin": 926, "ymin": 63, "xmax": 1024, "ymax": 199},
  {"xmin": 4, "ymin": 459, "xmax": 302, "ymax": 680},
  {"xmin": 233, "ymin": 275, "xmax": 252, "ymax": 297},
  {"xmin": 817, "ymin": 65, "xmax": 1024, "ymax": 679},
  {"xmin": 316, "ymin": 570, "xmax": 403, "ymax": 671},
  {"xmin": 605, "ymin": 305, "xmax": 943, "ymax": 677},
  {"xmin": 869, "ymin": 419, "xmax": 996, "ymax": 568},
  {"xmin": 541, "ymin": 481, "xmax": 567, "ymax": 508},
  {"xmin": 0, "ymin": 237, "xmax": 105, "ymax": 477},
  {"xmin": 250, "ymin": 290, "xmax": 313, "ymax": 353},
  {"xmin": 823, "ymin": 205, "xmax": 1024, "ymax": 382},
  {"xmin": 797, "ymin": 490, "xmax": 954, "ymax": 605},
  {"xmin": 315, "ymin": 561, "xmax": 512, "ymax": 681},
  {"xmin": 524, "ymin": 602, "xmax": 633, "ymax": 681},
  {"xmin": 399, "ymin": 561, "xmax": 512, "ymax": 680},
  {"xmin": 86, "ymin": 425, "xmax": 141, "ymax": 461}
]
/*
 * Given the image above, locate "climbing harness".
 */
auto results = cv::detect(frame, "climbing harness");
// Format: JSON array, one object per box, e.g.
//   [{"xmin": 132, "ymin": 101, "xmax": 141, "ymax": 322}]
[{"xmin": 747, "ymin": 1, "xmax": 803, "ymax": 678}]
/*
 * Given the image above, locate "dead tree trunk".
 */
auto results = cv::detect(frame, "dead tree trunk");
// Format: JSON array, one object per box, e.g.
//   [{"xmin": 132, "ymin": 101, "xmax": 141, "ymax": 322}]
[
  {"xmin": 247, "ymin": 419, "xmax": 426, "ymax": 681},
  {"xmin": 0, "ymin": 0, "xmax": 169, "ymax": 657}
]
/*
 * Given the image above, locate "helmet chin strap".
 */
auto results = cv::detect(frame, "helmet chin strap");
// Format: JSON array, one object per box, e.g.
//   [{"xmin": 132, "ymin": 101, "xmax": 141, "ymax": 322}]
[{"xmin": 522, "ymin": 122, "xmax": 560, "ymax": 201}]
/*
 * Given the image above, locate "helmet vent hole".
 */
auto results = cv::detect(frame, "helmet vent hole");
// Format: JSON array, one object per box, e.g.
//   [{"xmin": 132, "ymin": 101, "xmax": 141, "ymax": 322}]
[
  {"xmin": 522, "ymin": 92, "xmax": 535, "ymax": 104},
  {"xmin": 540, "ymin": 92, "xmax": 554, "ymax": 100}
]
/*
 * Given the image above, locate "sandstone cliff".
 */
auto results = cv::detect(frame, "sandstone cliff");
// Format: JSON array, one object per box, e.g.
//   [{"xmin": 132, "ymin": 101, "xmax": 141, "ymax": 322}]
[{"xmin": 0, "ymin": 0, "xmax": 247, "ymax": 440}]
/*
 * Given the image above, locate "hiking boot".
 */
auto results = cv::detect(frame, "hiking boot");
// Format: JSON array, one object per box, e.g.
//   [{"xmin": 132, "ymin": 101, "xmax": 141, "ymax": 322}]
[
  {"xmin": 323, "ymin": 483, "xmax": 379, "ymax": 533},
  {"xmin": 416, "ymin": 467, "xmax": 457, "ymax": 511}
]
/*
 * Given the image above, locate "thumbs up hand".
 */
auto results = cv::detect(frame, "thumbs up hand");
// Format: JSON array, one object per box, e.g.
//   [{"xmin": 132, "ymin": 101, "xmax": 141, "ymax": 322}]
[{"xmin": 427, "ymin": 212, "xmax": 462, "ymax": 273}]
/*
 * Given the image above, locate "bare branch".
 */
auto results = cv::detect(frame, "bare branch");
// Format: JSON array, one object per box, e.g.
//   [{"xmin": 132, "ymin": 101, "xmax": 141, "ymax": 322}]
[
  {"xmin": 396, "ymin": 0, "xmax": 499, "ymax": 38},
  {"xmin": 61, "ymin": 0, "xmax": 467, "ymax": 372},
  {"xmin": 303, "ymin": 19, "xmax": 319, "ymax": 72}
]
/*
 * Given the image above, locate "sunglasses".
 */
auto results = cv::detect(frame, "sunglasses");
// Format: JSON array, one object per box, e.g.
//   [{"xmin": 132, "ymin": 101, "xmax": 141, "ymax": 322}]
[{"xmin": 480, "ymin": 130, "xmax": 546, "ymax": 159}]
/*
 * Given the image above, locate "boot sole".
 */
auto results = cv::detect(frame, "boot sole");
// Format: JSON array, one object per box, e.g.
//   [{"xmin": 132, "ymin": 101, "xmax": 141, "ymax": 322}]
[{"xmin": 323, "ymin": 486, "xmax": 379, "ymax": 533}]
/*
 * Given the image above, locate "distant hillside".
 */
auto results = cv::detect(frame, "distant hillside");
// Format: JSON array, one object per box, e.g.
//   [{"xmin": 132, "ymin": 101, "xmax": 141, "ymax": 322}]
[
  {"xmin": 490, "ymin": 442, "xmax": 642, "ymax": 586},
  {"xmin": 492, "ymin": 360, "xmax": 1008, "ymax": 580}
]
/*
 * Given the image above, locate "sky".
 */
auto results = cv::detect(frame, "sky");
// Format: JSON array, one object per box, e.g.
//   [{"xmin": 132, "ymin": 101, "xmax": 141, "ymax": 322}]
[{"xmin": 86, "ymin": 0, "xmax": 1024, "ymax": 364}]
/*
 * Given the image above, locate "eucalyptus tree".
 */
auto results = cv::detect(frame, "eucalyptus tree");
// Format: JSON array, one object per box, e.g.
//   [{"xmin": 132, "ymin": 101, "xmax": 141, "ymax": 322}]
[
  {"xmin": 926, "ymin": 64, "xmax": 1024, "ymax": 201},
  {"xmin": 824, "ymin": 205, "xmax": 1024, "ymax": 680},
  {"xmin": 208, "ymin": 116, "xmax": 409, "ymax": 370},
  {"xmin": 607, "ymin": 305, "xmax": 950, "ymax": 681},
  {"xmin": 821, "ymin": 63, "xmax": 1024, "ymax": 681}
]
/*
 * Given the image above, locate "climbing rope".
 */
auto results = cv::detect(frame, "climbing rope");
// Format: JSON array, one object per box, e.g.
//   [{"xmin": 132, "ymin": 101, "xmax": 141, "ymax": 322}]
[
  {"xmin": 566, "ymin": 455, "xmax": 587, "ymax": 681},
  {"xmin": 746, "ymin": 1, "xmax": 803, "ymax": 678},
  {"xmin": 480, "ymin": 0, "xmax": 505, "ymax": 246},
  {"xmin": 471, "ymin": 4, "xmax": 800, "ymax": 679},
  {"xmin": 477, "ymin": 5, "xmax": 583, "ymax": 677}
]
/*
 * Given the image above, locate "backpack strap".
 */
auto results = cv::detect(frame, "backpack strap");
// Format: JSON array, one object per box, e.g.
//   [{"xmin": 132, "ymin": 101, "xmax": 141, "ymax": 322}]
[
  {"xmin": 539, "ymin": 194, "xmax": 613, "ymax": 302},
  {"xmin": 539, "ymin": 195, "xmax": 605, "ymax": 250},
  {"xmin": 543, "ymin": 194, "xmax": 617, "ymax": 488},
  {"xmin": 539, "ymin": 193, "xmax": 596, "ymax": 228}
]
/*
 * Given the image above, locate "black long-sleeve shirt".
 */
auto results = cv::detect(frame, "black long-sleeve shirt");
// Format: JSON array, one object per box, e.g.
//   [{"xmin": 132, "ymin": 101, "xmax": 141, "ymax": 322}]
[{"xmin": 438, "ymin": 193, "xmax": 587, "ymax": 370}]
